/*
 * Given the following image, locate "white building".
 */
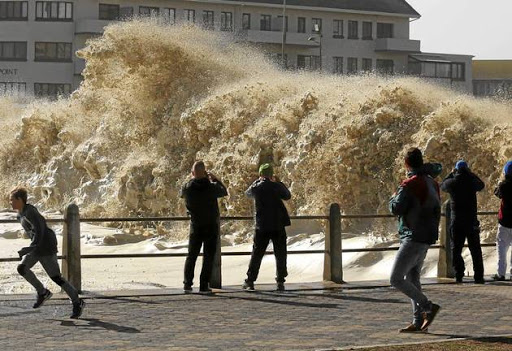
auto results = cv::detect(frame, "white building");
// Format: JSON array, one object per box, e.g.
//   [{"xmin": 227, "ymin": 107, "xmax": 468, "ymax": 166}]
[{"xmin": 0, "ymin": 0, "xmax": 473, "ymax": 97}]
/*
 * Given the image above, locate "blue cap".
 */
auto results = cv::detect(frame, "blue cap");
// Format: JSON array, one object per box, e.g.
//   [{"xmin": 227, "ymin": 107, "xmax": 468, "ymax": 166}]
[
  {"xmin": 504, "ymin": 161, "xmax": 512, "ymax": 176},
  {"xmin": 455, "ymin": 160, "xmax": 468, "ymax": 170}
]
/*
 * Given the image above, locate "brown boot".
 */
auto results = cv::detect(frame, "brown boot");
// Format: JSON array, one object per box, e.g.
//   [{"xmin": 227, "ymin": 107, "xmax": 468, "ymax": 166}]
[
  {"xmin": 421, "ymin": 303, "xmax": 441, "ymax": 331},
  {"xmin": 399, "ymin": 323, "xmax": 426, "ymax": 333}
]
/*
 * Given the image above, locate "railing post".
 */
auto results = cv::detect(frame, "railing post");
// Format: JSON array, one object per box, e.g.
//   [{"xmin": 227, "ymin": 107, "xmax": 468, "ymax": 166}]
[
  {"xmin": 437, "ymin": 200, "xmax": 455, "ymax": 279},
  {"xmin": 323, "ymin": 203, "xmax": 343, "ymax": 283},
  {"xmin": 210, "ymin": 223, "xmax": 222, "ymax": 289},
  {"xmin": 62, "ymin": 204, "xmax": 82, "ymax": 293}
]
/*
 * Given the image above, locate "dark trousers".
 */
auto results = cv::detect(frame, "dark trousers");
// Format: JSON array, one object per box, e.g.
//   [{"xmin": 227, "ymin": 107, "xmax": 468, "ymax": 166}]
[
  {"xmin": 183, "ymin": 224, "xmax": 218, "ymax": 288},
  {"xmin": 246, "ymin": 228, "xmax": 288, "ymax": 283},
  {"xmin": 451, "ymin": 222, "xmax": 484, "ymax": 280}
]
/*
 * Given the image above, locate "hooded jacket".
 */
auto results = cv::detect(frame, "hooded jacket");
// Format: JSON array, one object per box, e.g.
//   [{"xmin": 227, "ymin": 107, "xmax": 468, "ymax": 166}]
[
  {"xmin": 495, "ymin": 175, "xmax": 512, "ymax": 228},
  {"xmin": 441, "ymin": 169, "xmax": 485, "ymax": 225},
  {"xmin": 18, "ymin": 204, "xmax": 58, "ymax": 256},
  {"xmin": 389, "ymin": 169, "xmax": 441, "ymax": 244},
  {"xmin": 180, "ymin": 177, "xmax": 228, "ymax": 227},
  {"xmin": 246, "ymin": 178, "xmax": 291, "ymax": 231}
]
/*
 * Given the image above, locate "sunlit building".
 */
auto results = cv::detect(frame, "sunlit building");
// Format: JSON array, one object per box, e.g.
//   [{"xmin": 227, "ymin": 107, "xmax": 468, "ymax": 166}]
[{"xmin": 0, "ymin": 0, "xmax": 473, "ymax": 97}]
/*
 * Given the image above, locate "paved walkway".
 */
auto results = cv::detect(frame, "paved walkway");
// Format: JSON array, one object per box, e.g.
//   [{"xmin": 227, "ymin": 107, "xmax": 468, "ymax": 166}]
[{"xmin": 1, "ymin": 279, "xmax": 511, "ymax": 351}]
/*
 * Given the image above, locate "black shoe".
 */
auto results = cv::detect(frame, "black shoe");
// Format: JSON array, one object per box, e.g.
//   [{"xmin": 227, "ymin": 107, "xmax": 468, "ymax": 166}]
[
  {"xmin": 455, "ymin": 276, "xmax": 463, "ymax": 283},
  {"xmin": 70, "ymin": 299, "xmax": 85, "ymax": 319},
  {"xmin": 421, "ymin": 303, "xmax": 441, "ymax": 331},
  {"xmin": 242, "ymin": 280, "xmax": 254, "ymax": 291},
  {"xmin": 33, "ymin": 289, "xmax": 53, "ymax": 309},
  {"xmin": 199, "ymin": 286, "xmax": 212, "ymax": 294},
  {"xmin": 474, "ymin": 278, "xmax": 485, "ymax": 284},
  {"xmin": 492, "ymin": 274, "xmax": 506, "ymax": 281},
  {"xmin": 276, "ymin": 282, "xmax": 285, "ymax": 291},
  {"xmin": 183, "ymin": 284, "xmax": 193, "ymax": 293}
]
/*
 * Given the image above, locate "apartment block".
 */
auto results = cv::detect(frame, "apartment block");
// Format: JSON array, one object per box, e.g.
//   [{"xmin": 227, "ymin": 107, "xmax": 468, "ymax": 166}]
[{"xmin": 0, "ymin": 0, "xmax": 473, "ymax": 97}]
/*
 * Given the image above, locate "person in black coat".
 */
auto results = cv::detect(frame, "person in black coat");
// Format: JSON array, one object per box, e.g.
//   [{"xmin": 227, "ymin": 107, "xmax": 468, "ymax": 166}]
[
  {"xmin": 492, "ymin": 161, "xmax": 512, "ymax": 281},
  {"xmin": 180, "ymin": 161, "xmax": 227, "ymax": 293},
  {"xmin": 441, "ymin": 160, "xmax": 485, "ymax": 283},
  {"xmin": 243, "ymin": 163, "xmax": 291, "ymax": 291}
]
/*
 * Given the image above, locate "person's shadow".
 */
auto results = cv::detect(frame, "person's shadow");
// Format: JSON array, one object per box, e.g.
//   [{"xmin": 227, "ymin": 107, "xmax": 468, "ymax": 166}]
[{"xmin": 52, "ymin": 318, "xmax": 140, "ymax": 333}]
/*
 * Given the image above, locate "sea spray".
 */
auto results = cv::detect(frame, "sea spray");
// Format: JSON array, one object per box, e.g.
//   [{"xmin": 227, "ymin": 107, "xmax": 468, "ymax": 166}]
[{"xmin": 0, "ymin": 20, "xmax": 511, "ymax": 242}]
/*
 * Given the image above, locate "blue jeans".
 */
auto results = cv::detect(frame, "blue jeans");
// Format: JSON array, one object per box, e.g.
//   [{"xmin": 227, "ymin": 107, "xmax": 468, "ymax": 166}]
[{"xmin": 390, "ymin": 239, "xmax": 431, "ymax": 327}]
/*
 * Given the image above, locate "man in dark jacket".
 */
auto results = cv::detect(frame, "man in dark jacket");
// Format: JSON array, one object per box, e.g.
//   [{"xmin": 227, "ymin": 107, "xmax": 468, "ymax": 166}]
[
  {"xmin": 181, "ymin": 161, "xmax": 228, "ymax": 293},
  {"xmin": 441, "ymin": 160, "xmax": 485, "ymax": 284},
  {"xmin": 492, "ymin": 161, "xmax": 512, "ymax": 281},
  {"xmin": 10, "ymin": 187, "xmax": 85, "ymax": 318},
  {"xmin": 243, "ymin": 163, "xmax": 291, "ymax": 291},
  {"xmin": 389, "ymin": 148, "xmax": 441, "ymax": 333}
]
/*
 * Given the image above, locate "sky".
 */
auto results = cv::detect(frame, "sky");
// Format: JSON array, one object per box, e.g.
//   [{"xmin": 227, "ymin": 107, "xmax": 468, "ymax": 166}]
[{"xmin": 405, "ymin": 0, "xmax": 512, "ymax": 59}]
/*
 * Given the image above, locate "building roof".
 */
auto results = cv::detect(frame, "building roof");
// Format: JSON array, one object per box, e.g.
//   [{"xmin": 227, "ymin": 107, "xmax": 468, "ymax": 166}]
[{"xmin": 222, "ymin": 0, "xmax": 420, "ymax": 17}]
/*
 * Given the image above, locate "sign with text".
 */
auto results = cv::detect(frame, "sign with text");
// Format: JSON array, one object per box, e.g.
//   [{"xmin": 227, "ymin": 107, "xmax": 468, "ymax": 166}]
[{"xmin": 0, "ymin": 68, "xmax": 19, "ymax": 76}]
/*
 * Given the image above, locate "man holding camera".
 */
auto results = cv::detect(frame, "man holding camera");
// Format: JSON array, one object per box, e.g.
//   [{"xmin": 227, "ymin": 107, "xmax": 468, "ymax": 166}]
[
  {"xmin": 441, "ymin": 160, "xmax": 485, "ymax": 284},
  {"xmin": 181, "ymin": 161, "xmax": 228, "ymax": 293}
]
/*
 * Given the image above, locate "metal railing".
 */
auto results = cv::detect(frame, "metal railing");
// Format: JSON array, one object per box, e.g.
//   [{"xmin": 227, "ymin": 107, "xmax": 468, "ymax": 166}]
[{"xmin": 0, "ymin": 202, "xmax": 499, "ymax": 292}]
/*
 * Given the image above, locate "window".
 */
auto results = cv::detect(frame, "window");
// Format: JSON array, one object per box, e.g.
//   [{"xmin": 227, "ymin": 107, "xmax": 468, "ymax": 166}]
[
  {"xmin": 221, "ymin": 11, "xmax": 232, "ymax": 31},
  {"xmin": 362, "ymin": 22, "xmax": 372, "ymax": 40},
  {"xmin": 99, "ymin": 4, "xmax": 120, "ymax": 20},
  {"xmin": 34, "ymin": 83, "xmax": 71, "ymax": 98},
  {"xmin": 348, "ymin": 21, "xmax": 358, "ymax": 39},
  {"xmin": 347, "ymin": 57, "xmax": 358, "ymax": 74},
  {"xmin": 297, "ymin": 55, "xmax": 321, "ymax": 70},
  {"xmin": 333, "ymin": 20, "xmax": 343, "ymax": 38},
  {"xmin": 377, "ymin": 23, "xmax": 393, "ymax": 38},
  {"xmin": 0, "ymin": 82, "xmax": 26, "ymax": 95},
  {"xmin": 0, "ymin": 1, "xmax": 28, "ymax": 20},
  {"xmin": 162, "ymin": 8, "xmax": 175, "ymax": 24},
  {"xmin": 0, "ymin": 42, "xmax": 27, "ymax": 61},
  {"xmin": 260, "ymin": 15, "xmax": 271, "ymax": 31},
  {"xmin": 362, "ymin": 58, "xmax": 372, "ymax": 72},
  {"xmin": 451, "ymin": 63, "xmax": 465, "ymax": 81},
  {"xmin": 139, "ymin": 6, "xmax": 159, "ymax": 17},
  {"xmin": 333, "ymin": 57, "xmax": 343, "ymax": 74},
  {"xmin": 35, "ymin": 1, "xmax": 73, "ymax": 21},
  {"xmin": 184, "ymin": 9, "xmax": 195, "ymax": 23},
  {"xmin": 242, "ymin": 13, "xmax": 250, "ymax": 30},
  {"xmin": 119, "ymin": 7, "xmax": 133, "ymax": 19},
  {"xmin": 203, "ymin": 10, "xmax": 214, "ymax": 29},
  {"xmin": 276, "ymin": 15, "xmax": 288, "ymax": 32},
  {"xmin": 297, "ymin": 17, "xmax": 305, "ymax": 33},
  {"xmin": 268, "ymin": 53, "xmax": 288, "ymax": 68},
  {"xmin": 35, "ymin": 42, "xmax": 72, "ymax": 62},
  {"xmin": 376, "ymin": 59, "xmax": 394, "ymax": 74},
  {"xmin": 312, "ymin": 18, "xmax": 322, "ymax": 33}
]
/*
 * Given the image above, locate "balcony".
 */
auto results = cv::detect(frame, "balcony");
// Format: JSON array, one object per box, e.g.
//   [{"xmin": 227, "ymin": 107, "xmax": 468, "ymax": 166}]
[
  {"xmin": 375, "ymin": 38, "xmax": 420, "ymax": 53},
  {"xmin": 75, "ymin": 19, "xmax": 111, "ymax": 34},
  {"xmin": 244, "ymin": 30, "xmax": 318, "ymax": 47}
]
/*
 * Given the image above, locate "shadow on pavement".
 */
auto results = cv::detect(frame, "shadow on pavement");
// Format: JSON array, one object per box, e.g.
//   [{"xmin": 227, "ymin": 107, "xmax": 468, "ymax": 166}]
[
  {"xmin": 299, "ymin": 292, "xmax": 404, "ymax": 304},
  {"xmin": 52, "ymin": 318, "xmax": 141, "ymax": 333},
  {"xmin": 208, "ymin": 291, "xmax": 343, "ymax": 309},
  {"xmin": 427, "ymin": 333, "xmax": 512, "ymax": 344}
]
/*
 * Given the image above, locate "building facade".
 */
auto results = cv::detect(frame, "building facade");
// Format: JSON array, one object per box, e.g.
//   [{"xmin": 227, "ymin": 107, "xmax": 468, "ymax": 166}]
[
  {"xmin": 473, "ymin": 60, "xmax": 512, "ymax": 98},
  {"xmin": 0, "ymin": 0, "xmax": 473, "ymax": 97}
]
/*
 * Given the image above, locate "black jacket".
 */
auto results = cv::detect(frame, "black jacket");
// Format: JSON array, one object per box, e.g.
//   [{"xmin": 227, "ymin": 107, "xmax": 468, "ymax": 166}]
[
  {"xmin": 18, "ymin": 204, "xmax": 58, "ymax": 256},
  {"xmin": 180, "ymin": 177, "xmax": 228, "ymax": 227},
  {"xmin": 246, "ymin": 178, "xmax": 291, "ymax": 231},
  {"xmin": 495, "ymin": 176, "xmax": 512, "ymax": 228},
  {"xmin": 441, "ymin": 169, "xmax": 485, "ymax": 224}
]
